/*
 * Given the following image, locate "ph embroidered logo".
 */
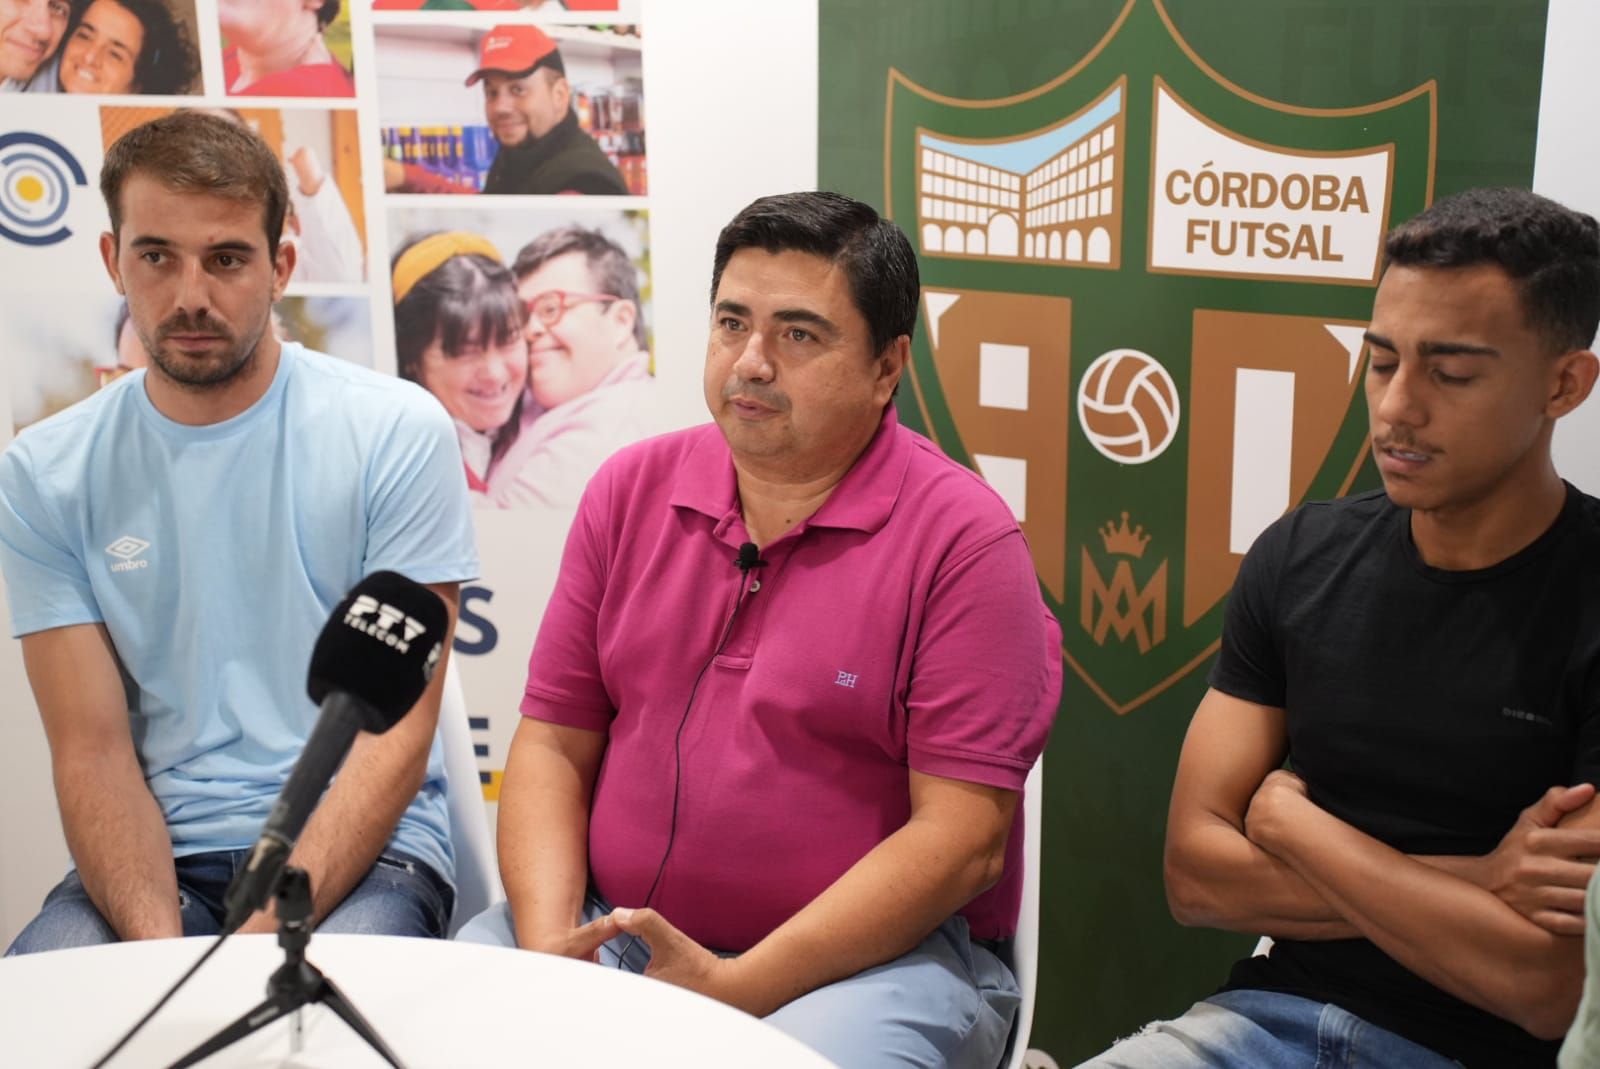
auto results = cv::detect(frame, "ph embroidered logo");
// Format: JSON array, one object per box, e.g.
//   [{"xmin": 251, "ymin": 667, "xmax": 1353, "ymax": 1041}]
[
  {"xmin": 835, "ymin": 671, "xmax": 859, "ymax": 689},
  {"xmin": 105, "ymin": 535, "xmax": 150, "ymax": 573}
]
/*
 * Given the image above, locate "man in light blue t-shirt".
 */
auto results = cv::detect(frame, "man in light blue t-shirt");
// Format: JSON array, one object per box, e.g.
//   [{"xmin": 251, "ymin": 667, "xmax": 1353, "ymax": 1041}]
[{"xmin": 0, "ymin": 111, "xmax": 479, "ymax": 952}]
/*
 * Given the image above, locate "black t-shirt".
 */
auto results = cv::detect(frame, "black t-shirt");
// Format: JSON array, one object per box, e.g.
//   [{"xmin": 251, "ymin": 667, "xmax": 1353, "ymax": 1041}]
[{"xmin": 1212, "ymin": 484, "xmax": 1600, "ymax": 1068}]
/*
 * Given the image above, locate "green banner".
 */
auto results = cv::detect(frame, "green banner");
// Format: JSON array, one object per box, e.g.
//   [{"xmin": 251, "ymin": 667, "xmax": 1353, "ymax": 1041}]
[{"xmin": 819, "ymin": 0, "xmax": 1548, "ymax": 1061}]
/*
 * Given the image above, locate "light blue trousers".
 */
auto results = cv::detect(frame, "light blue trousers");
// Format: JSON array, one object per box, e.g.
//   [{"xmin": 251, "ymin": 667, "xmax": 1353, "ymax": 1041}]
[
  {"xmin": 1073, "ymin": 989, "xmax": 1464, "ymax": 1068},
  {"xmin": 456, "ymin": 892, "xmax": 1019, "ymax": 1069}
]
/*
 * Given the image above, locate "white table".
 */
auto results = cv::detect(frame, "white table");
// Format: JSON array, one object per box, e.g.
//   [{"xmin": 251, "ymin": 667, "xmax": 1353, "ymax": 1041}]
[{"xmin": 0, "ymin": 934, "xmax": 840, "ymax": 1067}]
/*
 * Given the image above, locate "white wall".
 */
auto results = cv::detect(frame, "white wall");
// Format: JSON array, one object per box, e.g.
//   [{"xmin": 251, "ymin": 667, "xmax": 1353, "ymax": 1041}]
[{"xmin": 1536, "ymin": 0, "xmax": 1600, "ymax": 493}]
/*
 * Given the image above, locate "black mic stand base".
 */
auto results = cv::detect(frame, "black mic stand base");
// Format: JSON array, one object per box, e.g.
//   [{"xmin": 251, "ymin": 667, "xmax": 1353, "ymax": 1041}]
[{"xmin": 166, "ymin": 868, "xmax": 406, "ymax": 1069}]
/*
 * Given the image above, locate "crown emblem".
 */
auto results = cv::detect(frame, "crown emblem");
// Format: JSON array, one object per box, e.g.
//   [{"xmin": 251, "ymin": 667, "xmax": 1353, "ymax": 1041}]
[{"xmin": 1099, "ymin": 512, "xmax": 1151, "ymax": 558}]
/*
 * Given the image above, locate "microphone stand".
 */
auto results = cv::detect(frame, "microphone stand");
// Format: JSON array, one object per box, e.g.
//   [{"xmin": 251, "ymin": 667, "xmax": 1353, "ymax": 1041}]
[{"xmin": 165, "ymin": 867, "xmax": 407, "ymax": 1069}]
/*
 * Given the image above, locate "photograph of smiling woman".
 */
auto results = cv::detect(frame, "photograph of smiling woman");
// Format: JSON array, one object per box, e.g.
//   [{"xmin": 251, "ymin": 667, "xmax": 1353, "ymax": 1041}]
[{"xmin": 56, "ymin": 0, "xmax": 199, "ymax": 95}]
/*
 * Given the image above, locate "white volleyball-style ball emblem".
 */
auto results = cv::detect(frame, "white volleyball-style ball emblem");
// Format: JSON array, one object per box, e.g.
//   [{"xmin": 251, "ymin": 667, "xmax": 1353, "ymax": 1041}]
[{"xmin": 1076, "ymin": 348, "xmax": 1181, "ymax": 464}]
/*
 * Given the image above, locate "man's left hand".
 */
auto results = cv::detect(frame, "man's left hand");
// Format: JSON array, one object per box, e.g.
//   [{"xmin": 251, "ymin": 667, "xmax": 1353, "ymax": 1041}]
[
  {"xmin": 1245, "ymin": 768, "xmax": 1313, "ymax": 854},
  {"xmin": 610, "ymin": 907, "xmax": 754, "ymax": 1014}
]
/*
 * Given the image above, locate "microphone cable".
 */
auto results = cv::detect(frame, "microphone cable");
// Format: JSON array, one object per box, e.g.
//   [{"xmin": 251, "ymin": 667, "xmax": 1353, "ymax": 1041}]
[
  {"xmin": 88, "ymin": 929, "xmax": 232, "ymax": 1068},
  {"xmin": 613, "ymin": 543, "xmax": 764, "ymax": 968}
]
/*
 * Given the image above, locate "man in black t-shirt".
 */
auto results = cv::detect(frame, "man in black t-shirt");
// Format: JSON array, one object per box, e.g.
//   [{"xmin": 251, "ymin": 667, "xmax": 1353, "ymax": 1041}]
[{"xmin": 1077, "ymin": 189, "xmax": 1600, "ymax": 1069}]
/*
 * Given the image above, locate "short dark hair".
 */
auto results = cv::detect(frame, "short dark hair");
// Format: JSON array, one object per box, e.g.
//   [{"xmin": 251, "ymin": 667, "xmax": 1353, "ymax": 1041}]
[
  {"xmin": 512, "ymin": 225, "xmax": 645, "ymax": 349},
  {"xmin": 711, "ymin": 191, "xmax": 919, "ymax": 356},
  {"xmin": 100, "ymin": 110, "xmax": 288, "ymax": 257},
  {"xmin": 391, "ymin": 233, "xmax": 523, "ymax": 383},
  {"xmin": 316, "ymin": 0, "xmax": 339, "ymax": 29},
  {"xmin": 1384, "ymin": 188, "xmax": 1600, "ymax": 352},
  {"xmin": 113, "ymin": 0, "xmax": 201, "ymax": 95}
]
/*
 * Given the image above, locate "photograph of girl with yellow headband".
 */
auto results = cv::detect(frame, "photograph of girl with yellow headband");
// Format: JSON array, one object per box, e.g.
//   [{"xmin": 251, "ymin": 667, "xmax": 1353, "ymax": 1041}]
[{"xmin": 388, "ymin": 208, "xmax": 656, "ymax": 509}]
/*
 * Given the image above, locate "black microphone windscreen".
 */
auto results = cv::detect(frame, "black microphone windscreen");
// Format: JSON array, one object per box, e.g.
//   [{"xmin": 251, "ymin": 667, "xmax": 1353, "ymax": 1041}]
[{"xmin": 306, "ymin": 571, "xmax": 448, "ymax": 730}]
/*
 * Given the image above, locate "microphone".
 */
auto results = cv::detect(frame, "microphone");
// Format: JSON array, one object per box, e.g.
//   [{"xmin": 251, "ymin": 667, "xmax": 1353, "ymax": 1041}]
[
  {"xmin": 220, "ymin": 570, "xmax": 448, "ymax": 933},
  {"xmin": 735, "ymin": 542, "xmax": 768, "ymax": 575}
]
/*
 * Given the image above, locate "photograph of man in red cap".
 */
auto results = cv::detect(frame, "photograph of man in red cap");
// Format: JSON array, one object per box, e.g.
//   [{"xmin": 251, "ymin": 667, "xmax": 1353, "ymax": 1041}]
[{"xmin": 385, "ymin": 24, "xmax": 628, "ymax": 196}]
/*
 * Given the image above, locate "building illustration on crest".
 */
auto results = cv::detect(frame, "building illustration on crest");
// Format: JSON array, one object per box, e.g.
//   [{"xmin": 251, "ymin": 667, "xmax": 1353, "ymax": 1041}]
[{"xmin": 916, "ymin": 81, "xmax": 1125, "ymax": 266}]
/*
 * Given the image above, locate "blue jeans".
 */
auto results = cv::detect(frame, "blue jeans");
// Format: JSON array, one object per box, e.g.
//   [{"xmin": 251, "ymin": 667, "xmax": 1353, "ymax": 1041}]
[
  {"xmin": 1073, "ymin": 989, "xmax": 1464, "ymax": 1068},
  {"xmin": 4, "ymin": 849, "xmax": 453, "ymax": 956},
  {"xmin": 456, "ymin": 893, "xmax": 1020, "ymax": 1069}
]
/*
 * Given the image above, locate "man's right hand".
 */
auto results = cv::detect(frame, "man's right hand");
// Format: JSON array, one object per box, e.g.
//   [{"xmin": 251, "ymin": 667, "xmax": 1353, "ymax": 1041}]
[
  {"xmin": 520, "ymin": 912, "xmax": 621, "ymax": 962},
  {"xmin": 1477, "ymin": 784, "xmax": 1600, "ymax": 936}
]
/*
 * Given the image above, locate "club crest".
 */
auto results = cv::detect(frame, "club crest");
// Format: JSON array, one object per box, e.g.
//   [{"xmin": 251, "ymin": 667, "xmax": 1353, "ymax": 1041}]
[{"xmin": 886, "ymin": 0, "xmax": 1436, "ymax": 712}]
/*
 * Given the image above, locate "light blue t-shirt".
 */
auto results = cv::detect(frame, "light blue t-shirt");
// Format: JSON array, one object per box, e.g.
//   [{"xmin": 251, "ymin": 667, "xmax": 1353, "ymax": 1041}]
[{"xmin": 0, "ymin": 343, "xmax": 479, "ymax": 886}]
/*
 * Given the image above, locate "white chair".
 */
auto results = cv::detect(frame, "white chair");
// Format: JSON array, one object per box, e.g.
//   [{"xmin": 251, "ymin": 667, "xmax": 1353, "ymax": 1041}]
[
  {"xmin": 1005, "ymin": 757, "xmax": 1045, "ymax": 1069},
  {"xmin": 436, "ymin": 662, "xmax": 505, "ymax": 935}
]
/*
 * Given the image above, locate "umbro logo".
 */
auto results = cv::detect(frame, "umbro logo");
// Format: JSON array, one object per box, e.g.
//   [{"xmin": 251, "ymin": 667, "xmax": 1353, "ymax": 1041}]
[{"xmin": 106, "ymin": 535, "xmax": 150, "ymax": 573}]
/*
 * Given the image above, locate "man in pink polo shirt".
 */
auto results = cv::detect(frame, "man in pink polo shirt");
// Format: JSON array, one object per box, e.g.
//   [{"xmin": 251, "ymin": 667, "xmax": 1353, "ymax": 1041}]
[{"xmin": 458, "ymin": 191, "xmax": 1062, "ymax": 1068}]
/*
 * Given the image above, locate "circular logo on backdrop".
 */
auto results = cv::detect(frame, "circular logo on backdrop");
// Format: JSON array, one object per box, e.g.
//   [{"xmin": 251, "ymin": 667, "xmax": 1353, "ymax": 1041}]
[
  {"xmin": 0, "ymin": 132, "xmax": 88, "ymax": 247},
  {"xmin": 1076, "ymin": 348, "xmax": 1181, "ymax": 464}
]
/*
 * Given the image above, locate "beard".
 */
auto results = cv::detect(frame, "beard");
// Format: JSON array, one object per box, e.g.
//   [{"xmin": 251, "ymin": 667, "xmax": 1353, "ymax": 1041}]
[{"xmin": 143, "ymin": 312, "xmax": 262, "ymax": 389}]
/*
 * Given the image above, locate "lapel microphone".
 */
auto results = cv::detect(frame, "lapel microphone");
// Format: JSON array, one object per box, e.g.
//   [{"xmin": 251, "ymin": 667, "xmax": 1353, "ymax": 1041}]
[{"xmin": 735, "ymin": 542, "xmax": 768, "ymax": 575}]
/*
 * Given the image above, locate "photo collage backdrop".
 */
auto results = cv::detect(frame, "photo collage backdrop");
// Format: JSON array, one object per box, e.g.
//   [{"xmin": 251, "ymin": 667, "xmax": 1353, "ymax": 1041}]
[{"xmin": 0, "ymin": 0, "xmax": 649, "ymax": 813}]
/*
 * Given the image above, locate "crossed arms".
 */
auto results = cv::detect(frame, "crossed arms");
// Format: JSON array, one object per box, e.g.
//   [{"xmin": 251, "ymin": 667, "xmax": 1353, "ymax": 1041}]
[
  {"xmin": 25, "ymin": 581, "xmax": 459, "ymax": 938},
  {"xmin": 1164, "ymin": 687, "xmax": 1600, "ymax": 1039}
]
